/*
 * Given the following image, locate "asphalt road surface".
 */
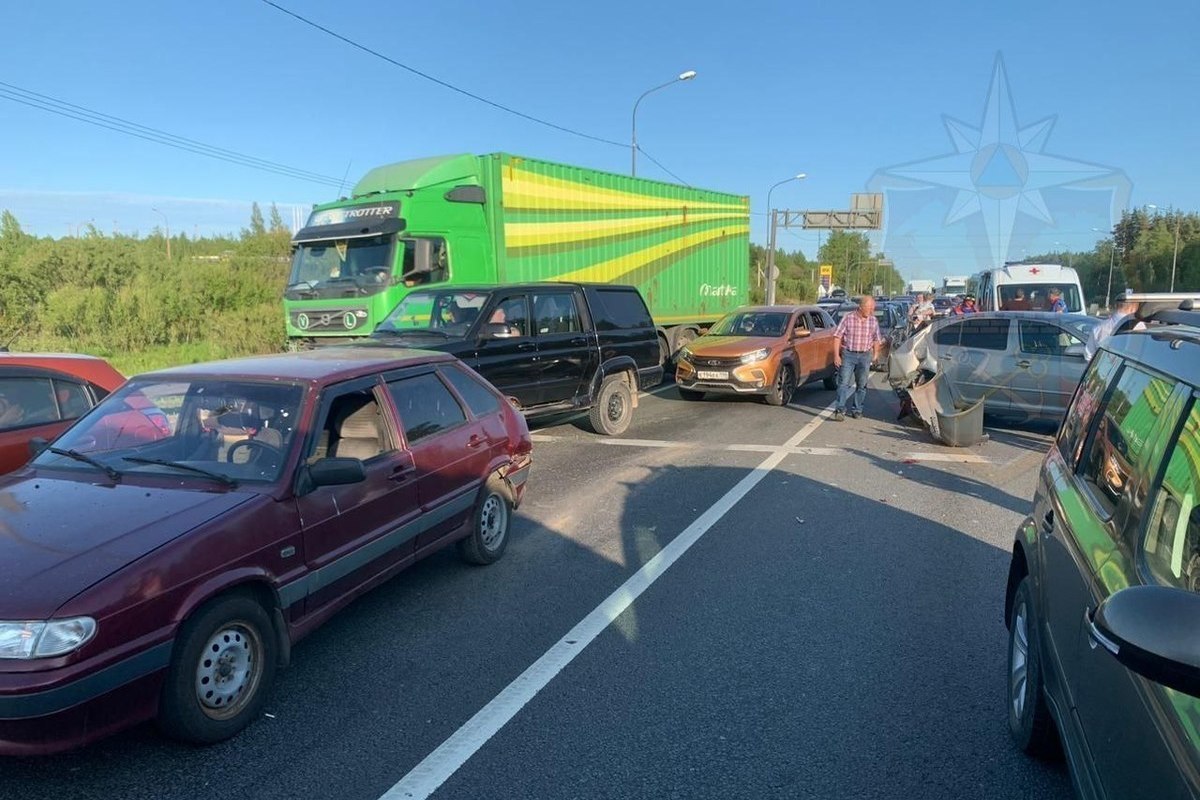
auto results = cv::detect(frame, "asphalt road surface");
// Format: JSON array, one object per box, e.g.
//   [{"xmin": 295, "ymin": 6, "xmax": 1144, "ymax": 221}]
[{"xmin": 2, "ymin": 375, "xmax": 1073, "ymax": 800}]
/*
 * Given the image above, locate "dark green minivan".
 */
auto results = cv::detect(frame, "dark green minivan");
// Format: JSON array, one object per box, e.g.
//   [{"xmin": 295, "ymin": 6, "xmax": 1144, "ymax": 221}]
[{"xmin": 1004, "ymin": 308, "xmax": 1200, "ymax": 798}]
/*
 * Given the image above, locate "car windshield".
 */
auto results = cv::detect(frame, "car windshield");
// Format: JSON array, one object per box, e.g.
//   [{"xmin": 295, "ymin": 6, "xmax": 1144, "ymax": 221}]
[
  {"xmin": 376, "ymin": 290, "xmax": 491, "ymax": 336},
  {"xmin": 33, "ymin": 378, "xmax": 304, "ymax": 484},
  {"xmin": 286, "ymin": 235, "xmax": 395, "ymax": 299},
  {"xmin": 997, "ymin": 283, "xmax": 1084, "ymax": 312},
  {"xmin": 709, "ymin": 312, "xmax": 790, "ymax": 337}
]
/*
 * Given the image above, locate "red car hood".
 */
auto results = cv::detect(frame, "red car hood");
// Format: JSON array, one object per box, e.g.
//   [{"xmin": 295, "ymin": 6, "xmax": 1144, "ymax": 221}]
[{"xmin": 0, "ymin": 475, "xmax": 255, "ymax": 618}]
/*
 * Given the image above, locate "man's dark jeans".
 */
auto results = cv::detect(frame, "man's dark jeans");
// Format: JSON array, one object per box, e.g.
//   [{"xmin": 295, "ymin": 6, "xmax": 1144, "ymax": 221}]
[{"xmin": 836, "ymin": 350, "xmax": 872, "ymax": 414}]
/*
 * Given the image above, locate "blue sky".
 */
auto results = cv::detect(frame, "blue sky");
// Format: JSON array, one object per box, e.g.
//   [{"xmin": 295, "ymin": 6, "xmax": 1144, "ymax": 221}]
[{"xmin": 2, "ymin": 0, "xmax": 1198, "ymax": 281}]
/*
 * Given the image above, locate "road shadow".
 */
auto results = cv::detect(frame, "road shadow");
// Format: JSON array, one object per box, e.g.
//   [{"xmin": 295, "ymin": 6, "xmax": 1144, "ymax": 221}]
[{"xmin": 846, "ymin": 446, "xmax": 1032, "ymax": 516}]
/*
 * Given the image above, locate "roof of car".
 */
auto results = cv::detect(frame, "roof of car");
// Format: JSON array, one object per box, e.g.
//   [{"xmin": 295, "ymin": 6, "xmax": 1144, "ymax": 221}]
[
  {"xmin": 935, "ymin": 310, "xmax": 1095, "ymax": 324},
  {"xmin": 138, "ymin": 347, "xmax": 457, "ymax": 384},
  {"xmin": 728, "ymin": 305, "xmax": 830, "ymax": 315},
  {"xmin": 1104, "ymin": 324, "xmax": 1200, "ymax": 388},
  {"xmin": 0, "ymin": 352, "xmax": 126, "ymax": 390}
]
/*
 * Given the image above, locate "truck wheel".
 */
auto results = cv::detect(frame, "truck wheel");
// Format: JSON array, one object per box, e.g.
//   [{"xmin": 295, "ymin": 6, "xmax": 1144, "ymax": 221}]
[
  {"xmin": 458, "ymin": 475, "xmax": 512, "ymax": 565},
  {"xmin": 765, "ymin": 365, "xmax": 795, "ymax": 406},
  {"xmin": 678, "ymin": 388, "xmax": 705, "ymax": 401},
  {"xmin": 158, "ymin": 593, "xmax": 278, "ymax": 745},
  {"xmin": 590, "ymin": 374, "xmax": 633, "ymax": 436}
]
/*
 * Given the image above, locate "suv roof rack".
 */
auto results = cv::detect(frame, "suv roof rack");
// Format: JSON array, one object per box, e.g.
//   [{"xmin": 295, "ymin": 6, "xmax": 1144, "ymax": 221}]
[{"xmin": 1117, "ymin": 293, "xmax": 1200, "ymax": 331}]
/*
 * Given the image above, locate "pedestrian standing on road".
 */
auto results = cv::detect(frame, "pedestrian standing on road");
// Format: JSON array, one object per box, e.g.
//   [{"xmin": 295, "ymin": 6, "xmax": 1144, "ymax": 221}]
[{"xmin": 832, "ymin": 295, "xmax": 885, "ymax": 421}]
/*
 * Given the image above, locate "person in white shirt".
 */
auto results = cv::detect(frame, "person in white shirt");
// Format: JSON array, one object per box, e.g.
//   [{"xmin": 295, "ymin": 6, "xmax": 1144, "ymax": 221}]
[
  {"xmin": 909, "ymin": 293, "xmax": 935, "ymax": 330},
  {"xmin": 1085, "ymin": 301, "xmax": 1144, "ymax": 361}
]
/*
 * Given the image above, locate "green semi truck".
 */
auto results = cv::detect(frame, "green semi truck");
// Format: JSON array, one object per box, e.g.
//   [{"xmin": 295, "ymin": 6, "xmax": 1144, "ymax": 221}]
[{"xmin": 284, "ymin": 153, "xmax": 750, "ymax": 360}]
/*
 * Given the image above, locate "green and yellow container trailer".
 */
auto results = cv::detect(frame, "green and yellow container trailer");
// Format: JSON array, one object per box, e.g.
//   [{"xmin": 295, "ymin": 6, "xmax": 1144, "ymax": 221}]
[{"xmin": 284, "ymin": 153, "xmax": 750, "ymax": 358}]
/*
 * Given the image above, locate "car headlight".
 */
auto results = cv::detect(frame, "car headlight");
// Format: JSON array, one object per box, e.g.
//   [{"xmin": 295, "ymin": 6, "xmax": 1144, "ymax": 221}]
[
  {"xmin": 679, "ymin": 346, "xmax": 693, "ymax": 362},
  {"xmin": 0, "ymin": 618, "xmax": 97, "ymax": 659},
  {"xmin": 740, "ymin": 348, "xmax": 771, "ymax": 364}
]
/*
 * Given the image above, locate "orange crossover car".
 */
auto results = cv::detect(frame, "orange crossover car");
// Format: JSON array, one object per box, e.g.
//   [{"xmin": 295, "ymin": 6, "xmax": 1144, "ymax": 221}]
[{"xmin": 675, "ymin": 305, "xmax": 839, "ymax": 405}]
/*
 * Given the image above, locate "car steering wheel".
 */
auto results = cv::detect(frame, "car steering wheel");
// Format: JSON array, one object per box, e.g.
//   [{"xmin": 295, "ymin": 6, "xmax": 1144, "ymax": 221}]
[{"xmin": 225, "ymin": 439, "xmax": 282, "ymax": 465}]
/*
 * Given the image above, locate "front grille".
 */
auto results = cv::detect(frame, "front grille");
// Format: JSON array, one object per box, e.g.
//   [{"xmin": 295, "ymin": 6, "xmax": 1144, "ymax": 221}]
[
  {"xmin": 292, "ymin": 308, "xmax": 368, "ymax": 331},
  {"xmin": 690, "ymin": 355, "xmax": 744, "ymax": 368}
]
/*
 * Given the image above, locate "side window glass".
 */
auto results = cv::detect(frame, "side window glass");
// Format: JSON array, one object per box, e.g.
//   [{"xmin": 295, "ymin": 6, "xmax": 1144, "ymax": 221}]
[
  {"xmin": 809, "ymin": 312, "xmax": 826, "ymax": 330},
  {"xmin": 1144, "ymin": 405, "xmax": 1200, "ymax": 591},
  {"xmin": 309, "ymin": 390, "xmax": 390, "ymax": 463},
  {"xmin": 1020, "ymin": 321, "xmax": 1079, "ymax": 356},
  {"xmin": 1079, "ymin": 365, "xmax": 1175, "ymax": 517},
  {"xmin": 53, "ymin": 379, "xmax": 92, "ymax": 420},
  {"xmin": 934, "ymin": 322, "xmax": 963, "ymax": 347},
  {"xmin": 0, "ymin": 377, "xmax": 58, "ymax": 430},
  {"xmin": 388, "ymin": 373, "xmax": 467, "ymax": 445},
  {"xmin": 795, "ymin": 313, "xmax": 810, "ymax": 332},
  {"xmin": 487, "ymin": 297, "xmax": 530, "ymax": 337},
  {"xmin": 441, "ymin": 366, "xmax": 501, "ymax": 418},
  {"xmin": 533, "ymin": 293, "xmax": 581, "ymax": 335},
  {"xmin": 1058, "ymin": 351, "xmax": 1121, "ymax": 468},
  {"xmin": 957, "ymin": 318, "xmax": 1010, "ymax": 350},
  {"xmin": 590, "ymin": 289, "xmax": 653, "ymax": 330}
]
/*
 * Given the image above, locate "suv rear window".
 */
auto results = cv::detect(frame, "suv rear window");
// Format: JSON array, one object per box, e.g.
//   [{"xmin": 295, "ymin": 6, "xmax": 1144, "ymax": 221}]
[{"xmin": 588, "ymin": 288, "xmax": 653, "ymax": 330}]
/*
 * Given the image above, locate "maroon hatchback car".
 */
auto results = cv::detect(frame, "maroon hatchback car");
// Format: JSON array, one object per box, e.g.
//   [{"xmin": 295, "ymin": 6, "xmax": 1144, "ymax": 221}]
[{"xmin": 0, "ymin": 348, "xmax": 531, "ymax": 755}]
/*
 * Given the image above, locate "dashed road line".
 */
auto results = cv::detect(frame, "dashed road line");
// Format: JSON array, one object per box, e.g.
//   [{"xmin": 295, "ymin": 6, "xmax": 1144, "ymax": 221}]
[
  {"xmin": 531, "ymin": 434, "xmax": 987, "ymax": 463},
  {"xmin": 378, "ymin": 403, "xmax": 836, "ymax": 800}
]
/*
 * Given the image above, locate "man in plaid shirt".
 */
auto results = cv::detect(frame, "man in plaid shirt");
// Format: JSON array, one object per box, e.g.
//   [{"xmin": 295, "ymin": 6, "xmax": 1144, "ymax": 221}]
[{"xmin": 832, "ymin": 295, "xmax": 885, "ymax": 421}]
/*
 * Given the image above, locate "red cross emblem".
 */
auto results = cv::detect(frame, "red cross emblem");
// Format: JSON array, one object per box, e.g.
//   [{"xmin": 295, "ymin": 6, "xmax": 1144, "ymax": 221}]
[{"xmin": 1029, "ymin": 267, "xmax": 1041, "ymax": 275}]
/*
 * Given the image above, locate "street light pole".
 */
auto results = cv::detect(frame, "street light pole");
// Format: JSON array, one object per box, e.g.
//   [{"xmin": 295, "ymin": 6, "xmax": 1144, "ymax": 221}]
[
  {"xmin": 1093, "ymin": 227, "xmax": 1118, "ymax": 310},
  {"xmin": 151, "ymin": 207, "xmax": 171, "ymax": 260},
  {"xmin": 764, "ymin": 173, "xmax": 807, "ymax": 305},
  {"xmin": 630, "ymin": 70, "xmax": 696, "ymax": 177}
]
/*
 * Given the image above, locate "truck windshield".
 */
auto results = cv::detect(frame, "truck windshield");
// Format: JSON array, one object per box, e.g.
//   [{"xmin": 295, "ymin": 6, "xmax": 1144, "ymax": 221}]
[
  {"xmin": 286, "ymin": 235, "xmax": 394, "ymax": 299},
  {"xmin": 375, "ymin": 290, "xmax": 491, "ymax": 337}
]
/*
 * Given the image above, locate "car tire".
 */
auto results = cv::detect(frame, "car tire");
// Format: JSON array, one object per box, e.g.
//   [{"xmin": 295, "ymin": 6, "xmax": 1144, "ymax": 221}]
[
  {"xmin": 1007, "ymin": 576, "xmax": 1058, "ymax": 758},
  {"xmin": 459, "ymin": 475, "xmax": 512, "ymax": 565},
  {"xmin": 590, "ymin": 374, "xmax": 634, "ymax": 436},
  {"xmin": 158, "ymin": 593, "xmax": 278, "ymax": 745},
  {"xmin": 678, "ymin": 388, "xmax": 705, "ymax": 402},
  {"xmin": 823, "ymin": 371, "xmax": 839, "ymax": 391},
  {"xmin": 765, "ymin": 365, "xmax": 795, "ymax": 406}
]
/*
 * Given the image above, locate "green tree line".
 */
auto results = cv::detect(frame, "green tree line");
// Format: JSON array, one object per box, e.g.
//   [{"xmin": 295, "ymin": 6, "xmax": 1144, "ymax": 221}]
[{"xmin": 0, "ymin": 204, "xmax": 291, "ymax": 374}]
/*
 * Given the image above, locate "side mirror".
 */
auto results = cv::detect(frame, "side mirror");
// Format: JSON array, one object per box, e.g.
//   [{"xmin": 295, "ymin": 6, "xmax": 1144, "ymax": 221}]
[
  {"xmin": 400, "ymin": 238, "xmax": 434, "ymax": 282},
  {"xmin": 1063, "ymin": 343, "xmax": 1086, "ymax": 359},
  {"xmin": 28, "ymin": 437, "xmax": 49, "ymax": 458},
  {"xmin": 1089, "ymin": 585, "xmax": 1200, "ymax": 698},
  {"xmin": 307, "ymin": 457, "xmax": 366, "ymax": 489},
  {"xmin": 479, "ymin": 322, "xmax": 517, "ymax": 340},
  {"xmin": 792, "ymin": 328, "xmax": 811, "ymax": 339}
]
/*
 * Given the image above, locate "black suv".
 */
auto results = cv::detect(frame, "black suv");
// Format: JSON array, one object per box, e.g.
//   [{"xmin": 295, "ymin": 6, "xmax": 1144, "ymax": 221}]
[
  {"xmin": 1004, "ymin": 303, "xmax": 1200, "ymax": 798},
  {"xmin": 366, "ymin": 283, "xmax": 662, "ymax": 435}
]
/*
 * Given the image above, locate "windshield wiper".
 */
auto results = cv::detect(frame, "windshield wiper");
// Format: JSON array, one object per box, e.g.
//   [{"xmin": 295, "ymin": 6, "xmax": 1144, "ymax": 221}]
[
  {"xmin": 122, "ymin": 456, "xmax": 237, "ymax": 487},
  {"xmin": 47, "ymin": 447, "xmax": 121, "ymax": 481}
]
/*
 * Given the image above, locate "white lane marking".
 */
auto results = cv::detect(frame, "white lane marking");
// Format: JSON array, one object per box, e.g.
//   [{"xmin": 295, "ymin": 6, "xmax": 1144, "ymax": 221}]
[
  {"xmin": 530, "ymin": 434, "xmax": 840, "ymax": 457},
  {"xmin": 380, "ymin": 403, "xmax": 836, "ymax": 800}
]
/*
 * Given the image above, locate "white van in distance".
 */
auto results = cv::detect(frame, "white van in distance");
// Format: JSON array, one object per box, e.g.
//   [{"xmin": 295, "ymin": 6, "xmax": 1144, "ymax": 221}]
[{"xmin": 971, "ymin": 263, "xmax": 1085, "ymax": 313}]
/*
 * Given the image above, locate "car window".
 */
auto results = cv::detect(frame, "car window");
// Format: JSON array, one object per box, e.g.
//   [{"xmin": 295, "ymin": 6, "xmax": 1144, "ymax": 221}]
[
  {"xmin": 934, "ymin": 321, "xmax": 964, "ymax": 347},
  {"xmin": 1058, "ymin": 351, "xmax": 1122, "ymax": 468},
  {"xmin": 487, "ymin": 296, "xmax": 530, "ymax": 337},
  {"xmin": 794, "ymin": 313, "xmax": 810, "ymax": 332},
  {"xmin": 53, "ymin": 379, "xmax": 93, "ymax": 420},
  {"xmin": 1019, "ymin": 321, "xmax": 1081, "ymax": 356},
  {"xmin": 1079, "ymin": 364, "xmax": 1176, "ymax": 518},
  {"xmin": 309, "ymin": 390, "xmax": 391, "ymax": 463},
  {"xmin": 388, "ymin": 372, "xmax": 467, "ymax": 445},
  {"xmin": 810, "ymin": 312, "xmax": 826, "ymax": 330},
  {"xmin": 440, "ymin": 365, "xmax": 501, "ymax": 418},
  {"xmin": 0, "ymin": 376, "xmax": 59, "ymax": 431},
  {"xmin": 533, "ymin": 293, "xmax": 581, "ymax": 335},
  {"xmin": 1143, "ymin": 403, "xmax": 1200, "ymax": 592},
  {"xmin": 589, "ymin": 288, "xmax": 653, "ymax": 330},
  {"xmin": 956, "ymin": 318, "xmax": 1010, "ymax": 350}
]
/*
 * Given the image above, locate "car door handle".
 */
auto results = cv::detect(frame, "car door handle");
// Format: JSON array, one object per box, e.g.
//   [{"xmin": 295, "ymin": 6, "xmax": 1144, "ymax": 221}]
[
  {"xmin": 517, "ymin": 342, "xmax": 536, "ymax": 352},
  {"xmin": 389, "ymin": 464, "xmax": 416, "ymax": 482},
  {"xmin": 569, "ymin": 337, "xmax": 587, "ymax": 346},
  {"xmin": 467, "ymin": 434, "xmax": 487, "ymax": 449},
  {"xmin": 1042, "ymin": 508, "xmax": 1055, "ymax": 535},
  {"xmin": 1017, "ymin": 359, "xmax": 1032, "ymax": 369}
]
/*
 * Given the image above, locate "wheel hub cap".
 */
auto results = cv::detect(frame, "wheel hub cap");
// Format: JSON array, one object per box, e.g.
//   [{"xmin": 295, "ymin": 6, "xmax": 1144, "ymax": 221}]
[
  {"xmin": 1010, "ymin": 604, "xmax": 1029, "ymax": 720},
  {"xmin": 195, "ymin": 623, "xmax": 262, "ymax": 719}
]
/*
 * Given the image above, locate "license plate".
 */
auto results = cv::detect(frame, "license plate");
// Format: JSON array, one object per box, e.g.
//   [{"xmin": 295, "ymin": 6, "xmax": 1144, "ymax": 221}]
[{"xmin": 696, "ymin": 370, "xmax": 729, "ymax": 380}]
